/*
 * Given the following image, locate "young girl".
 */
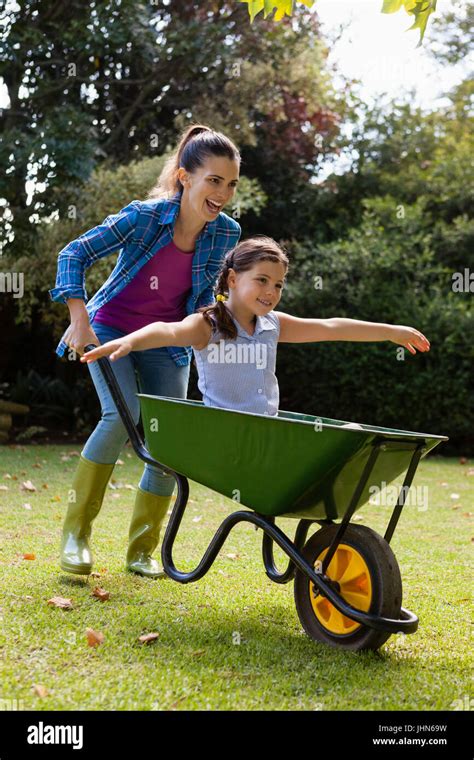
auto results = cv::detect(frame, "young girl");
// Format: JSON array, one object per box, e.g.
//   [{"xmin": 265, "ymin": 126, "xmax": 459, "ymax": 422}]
[{"xmin": 81, "ymin": 236, "xmax": 430, "ymax": 418}]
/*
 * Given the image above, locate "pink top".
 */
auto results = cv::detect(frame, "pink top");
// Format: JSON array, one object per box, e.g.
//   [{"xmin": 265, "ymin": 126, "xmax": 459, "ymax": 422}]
[{"xmin": 94, "ymin": 240, "xmax": 194, "ymax": 333}]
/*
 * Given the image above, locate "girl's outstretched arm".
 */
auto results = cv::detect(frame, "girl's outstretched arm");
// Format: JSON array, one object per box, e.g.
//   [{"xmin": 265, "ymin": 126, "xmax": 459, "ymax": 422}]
[
  {"xmin": 275, "ymin": 312, "xmax": 430, "ymax": 355},
  {"xmin": 80, "ymin": 313, "xmax": 212, "ymax": 364}
]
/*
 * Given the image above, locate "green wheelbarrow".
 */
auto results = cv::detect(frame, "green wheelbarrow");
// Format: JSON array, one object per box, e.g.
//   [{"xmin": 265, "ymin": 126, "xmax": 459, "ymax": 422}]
[{"xmin": 87, "ymin": 346, "xmax": 448, "ymax": 651}]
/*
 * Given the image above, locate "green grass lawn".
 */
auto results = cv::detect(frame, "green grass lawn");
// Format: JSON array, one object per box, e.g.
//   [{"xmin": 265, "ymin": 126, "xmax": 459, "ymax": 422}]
[{"xmin": 0, "ymin": 444, "xmax": 472, "ymax": 711}]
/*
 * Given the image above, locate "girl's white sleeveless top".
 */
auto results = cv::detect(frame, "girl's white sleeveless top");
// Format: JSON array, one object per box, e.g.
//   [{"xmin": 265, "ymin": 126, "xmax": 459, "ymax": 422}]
[{"xmin": 193, "ymin": 310, "xmax": 280, "ymax": 416}]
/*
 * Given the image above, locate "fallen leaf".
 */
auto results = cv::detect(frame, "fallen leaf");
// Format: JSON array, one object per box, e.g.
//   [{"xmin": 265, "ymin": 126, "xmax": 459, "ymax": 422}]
[
  {"xmin": 51, "ymin": 495, "xmax": 61, "ymax": 502},
  {"xmin": 138, "ymin": 632, "xmax": 160, "ymax": 644},
  {"xmin": 116, "ymin": 459, "xmax": 124, "ymax": 465},
  {"xmin": 33, "ymin": 684, "xmax": 48, "ymax": 697},
  {"xmin": 0, "ymin": 485, "xmax": 8, "ymax": 491},
  {"xmin": 191, "ymin": 649, "xmax": 206, "ymax": 657},
  {"xmin": 126, "ymin": 453, "xmax": 132, "ymax": 458},
  {"xmin": 450, "ymin": 493, "xmax": 460, "ymax": 500},
  {"xmin": 124, "ymin": 484, "xmax": 135, "ymax": 490},
  {"xmin": 225, "ymin": 553, "xmax": 239, "ymax": 560},
  {"xmin": 22, "ymin": 553, "xmax": 36, "ymax": 560},
  {"xmin": 23, "ymin": 503, "xmax": 32, "ymax": 510},
  {"xmin": 192, "ymin": 516, "xmax": 202, "ymax": 523},
  {"xmin": 3, "ymin": 473, "xmax": 12, "ymax": 479},
  {"xmin": 47, "ymin": 596, "xmax": 73, "ymax": 609},
  {"xmin": 459, "ymin": 457, "xmax": 468, "ymax": 465},
  {"xmin": 20, "ymin": 480, "xmax": 36, "ymax": 492},
  {"xmin": 60, "ymin": 455, "xmax": 71, "ymax": 462},
  {"xmin": 33, "ymin": 463, "xmax": 42, "ymax": 469},
  {"xmin": 90, "ymin": 572, "xmax": 101, "ymax": 579},
  {"xmin": 86, "ymin": 628, "xmax": 104, "ymax": 647},
  {"xmin": 42, "ymin": 483, "xmax": 48, "ymax": 490},
  {"xmin": 91, "ymin": 587, "xmax": 110, "ymax": 602}
]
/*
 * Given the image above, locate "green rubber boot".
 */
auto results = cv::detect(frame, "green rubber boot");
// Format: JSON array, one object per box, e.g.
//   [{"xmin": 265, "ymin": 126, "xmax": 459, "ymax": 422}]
[
  {"xmin": 60, "ymin": 455, "xmax": 115, "ymax": 575},
  {"xmin": 126, "ymin": 487, "xmax": 171, "ymax": 579}
]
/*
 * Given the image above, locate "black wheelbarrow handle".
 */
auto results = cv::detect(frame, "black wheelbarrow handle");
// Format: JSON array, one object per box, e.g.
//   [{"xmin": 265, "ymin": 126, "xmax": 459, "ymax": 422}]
[{"xmin": 83, "ymin": 344, "xmax": 173, "ymax": 472}]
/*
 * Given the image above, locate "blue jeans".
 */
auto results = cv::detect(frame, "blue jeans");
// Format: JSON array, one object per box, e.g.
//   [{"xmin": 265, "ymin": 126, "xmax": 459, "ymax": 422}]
[{"xmin": 82, "ymin": 321, "xmax": 190, "ymax": 496}]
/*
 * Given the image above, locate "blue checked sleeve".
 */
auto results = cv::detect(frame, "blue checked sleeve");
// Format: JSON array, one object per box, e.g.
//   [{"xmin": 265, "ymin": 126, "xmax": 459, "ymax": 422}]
[
  {"xmin": 195, "ymin": 220, "xmax": 241, "ymax": 310},
  {"xmin": 49, "ymin": 200, "xmax": 142, "ymax": 304}
]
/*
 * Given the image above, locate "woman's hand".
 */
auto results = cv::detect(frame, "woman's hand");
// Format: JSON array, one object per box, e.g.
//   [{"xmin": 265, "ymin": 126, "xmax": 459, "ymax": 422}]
[
  {"xmin": 388, "ymin": 325, "xmax": 431, "ymax": 355},
  {"xmin": 80, "ymin": 338, "xmax": 134, "ymax": 364},
  {"xmin": 62, "ymin": 320, "xmax": 100, "ymax": 357}
]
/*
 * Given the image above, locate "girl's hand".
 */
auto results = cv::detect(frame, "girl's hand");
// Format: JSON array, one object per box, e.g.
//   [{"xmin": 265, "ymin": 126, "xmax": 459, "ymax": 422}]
[
  {"xmin": 388, "ymin": 325, "xmax": 430, "ymax": 355},
  {"xmin": 80, "ymin": 338, "xmax": 133, "ymax": 364}
]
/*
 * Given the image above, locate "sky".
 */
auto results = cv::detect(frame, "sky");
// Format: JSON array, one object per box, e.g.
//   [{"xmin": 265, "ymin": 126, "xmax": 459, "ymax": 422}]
[{"xmin": 314, "ymin": 0, "xmax": 470, "ymax": 110}]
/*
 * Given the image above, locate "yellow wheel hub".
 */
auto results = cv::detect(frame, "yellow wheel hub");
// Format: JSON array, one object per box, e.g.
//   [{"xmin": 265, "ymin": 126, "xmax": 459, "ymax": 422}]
[{"xmin": 309, "ymin": 543, "xmax": 373, "ymax": 635}]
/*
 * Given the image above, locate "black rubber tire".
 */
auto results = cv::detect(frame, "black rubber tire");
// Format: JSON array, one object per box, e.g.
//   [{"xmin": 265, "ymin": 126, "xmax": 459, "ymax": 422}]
[{"xmin": 294, "ymin": 524, "xmax": 402, "ymax": 651}]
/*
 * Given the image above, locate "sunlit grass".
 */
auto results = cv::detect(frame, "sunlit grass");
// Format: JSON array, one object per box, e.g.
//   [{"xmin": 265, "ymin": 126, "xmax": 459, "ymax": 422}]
[{"xmin": 0, "ymin": 445, "xmax": 472, "ymax": 711}]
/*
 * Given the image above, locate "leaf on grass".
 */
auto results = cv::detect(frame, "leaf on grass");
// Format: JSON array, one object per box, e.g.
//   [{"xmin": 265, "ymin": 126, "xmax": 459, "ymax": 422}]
[
  {"xmin": 225, "ymin": 553, "xmax": 239, "ymax": 560},
  {"xmin": 23, "ymin": 503, "xmax": 32, "ymax": 510},
  {"xmin": 0, "ymin": 485, "xmax": 8, "ymax": 491},
  {"xmin": 20, "ymin": 480, "xmax": 36, "ymax": 492},
  {"xmin": 22, "ymin": 553, "xmax": 36, "ymax": 560},
  {"xmin": 33, "ymin": 463, "xmax": 42, "ymax": 469},
  {"xmin": 60, "ymin": 455, "xmax": 71, "ymax": 462},
  {"xmin": 90, "ymin": 572, "xmax": 102, "ymax": 579},
  {"xmin": 47, "ymin": 596, "xmax": 73, "ymax": 609},
  {"xmin": 459, "ymin": 457, "xmax": 468, "ymax": 465},
  {"xmin": 33, "ymin": 684, "xmax": 48, "ymax": 697},
  {"xmin": 191, "ymin": 649, "xmax": 206, "ymax": 658},
  {"xmin": 86, "ymin": 628, "xmax": 104, "ymax": 647},
  {"xmin": 3, "ymin": 473, "xmax": 12, "ymax": 479},
  {"xmin": 450, "ymin": 493, "xmax": 460, "ymax": 500},
  {"xmin": 116, "ymin": 459, "xmax": 124, "ymax": 465},
  {"xmin": 91, "ymin": 587, "xmax": 110, "ymax": 602},
  {"xmin": 138, "ymin": 632, "xmax": 160, "ymax": 644},
  {"xmin": 192, "ymin": 516, "xmax": 202, "ymax": 523},
  {"xmin": 42, "ymin": 483, "xmax": 48, "ymax": 490}
]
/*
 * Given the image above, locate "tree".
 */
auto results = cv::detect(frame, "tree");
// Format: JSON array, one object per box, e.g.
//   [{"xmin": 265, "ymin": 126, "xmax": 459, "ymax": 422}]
[{"xmin": 0, "ymin": 0, "xmax": 342, "ymax": 258}]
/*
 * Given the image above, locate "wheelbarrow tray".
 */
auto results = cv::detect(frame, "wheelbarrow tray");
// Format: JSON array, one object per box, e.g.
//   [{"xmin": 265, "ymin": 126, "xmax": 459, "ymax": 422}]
[{"xmin": 139, "ymin": 395, "xmax": 446, "ymax": 520}]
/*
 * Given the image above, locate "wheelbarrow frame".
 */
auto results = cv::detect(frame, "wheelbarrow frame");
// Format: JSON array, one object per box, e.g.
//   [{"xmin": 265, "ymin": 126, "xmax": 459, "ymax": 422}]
[{"xmin": 87, "ymin": 346, "xmax": 426, "ymax": 636}]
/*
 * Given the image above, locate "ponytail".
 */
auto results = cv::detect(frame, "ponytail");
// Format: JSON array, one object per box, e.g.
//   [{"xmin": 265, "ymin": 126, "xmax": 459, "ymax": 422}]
[{"xmin": 147, "ymin": 124, "xmax": 240, "ymax": 200}]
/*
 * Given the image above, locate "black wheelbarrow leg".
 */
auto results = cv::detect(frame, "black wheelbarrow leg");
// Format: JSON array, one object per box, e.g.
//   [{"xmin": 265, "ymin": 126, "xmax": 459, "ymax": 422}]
[
  {"xmin": 261, "ymin": 517, "xmax": 313, "ymax": 584},
  {"xmin": 384, "ymin": 443, "xmax": 426, "ymax": 543}
]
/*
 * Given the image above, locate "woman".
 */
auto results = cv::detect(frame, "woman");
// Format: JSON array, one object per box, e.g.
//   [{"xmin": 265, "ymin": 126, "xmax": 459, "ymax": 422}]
[{"xmin": 49, "ymin": 125, "xmax": 241, "ymax": 578}]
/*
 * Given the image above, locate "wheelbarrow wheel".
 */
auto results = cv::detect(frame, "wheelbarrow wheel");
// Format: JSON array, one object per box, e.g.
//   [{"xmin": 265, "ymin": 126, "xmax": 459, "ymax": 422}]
[{"xmin": 294, "ymin": 524, "xmax": 402, "ymax": 651}]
